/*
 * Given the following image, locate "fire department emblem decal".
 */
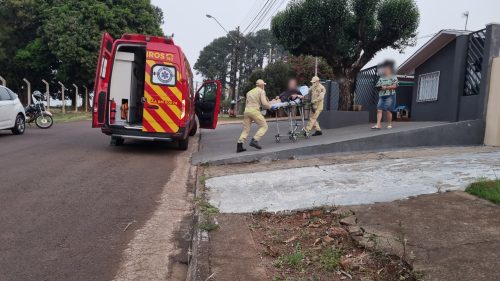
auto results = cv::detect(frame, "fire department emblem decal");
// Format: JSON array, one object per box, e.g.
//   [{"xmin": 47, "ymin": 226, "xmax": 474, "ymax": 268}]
[{"xmin": 156, "ymin": 66, "xmax": 174, "ymax": 84}]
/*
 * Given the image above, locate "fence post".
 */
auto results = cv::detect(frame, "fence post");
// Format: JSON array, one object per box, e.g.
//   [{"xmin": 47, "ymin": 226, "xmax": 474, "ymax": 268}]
[
  {"xmin": 0, "ymin": 76, "xmax": 6, "ymax": 86},
  {"xmin": 41, "ymin": 79, "xmax": 50, "ymax": 110},
  {"xmin": 72, "ymin": 84, "xmax": 79, "ymax": 113},
  {"xmin": 58, "ymin": 81, "xmax": 66, "ymax": 114},
  {"xmin": 83, "ymin": 86, "xmax": 88, "ymax": 112},
  {"xmin": 23, "ymin": 78, "xmax": 31, "ymax": 105}
]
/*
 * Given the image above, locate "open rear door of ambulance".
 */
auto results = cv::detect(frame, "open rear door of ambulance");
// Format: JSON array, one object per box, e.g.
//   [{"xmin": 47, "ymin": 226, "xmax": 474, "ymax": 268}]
[
  {"xmin": 92, "ymin": 32, "xmax": 114, "ymax": 128},
  {"xmin": 195, "ymin": 80, "xmax": 221, "ymax": 129},
  {"xmin": 142, "ymin": 47, "xmax": 184, "ymax": 134}
]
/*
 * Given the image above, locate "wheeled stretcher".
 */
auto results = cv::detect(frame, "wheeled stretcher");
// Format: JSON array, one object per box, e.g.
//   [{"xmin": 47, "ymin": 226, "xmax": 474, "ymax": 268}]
[{"xmin": 270, "ymin": 99, "xmax": 309, "ymax": 143}]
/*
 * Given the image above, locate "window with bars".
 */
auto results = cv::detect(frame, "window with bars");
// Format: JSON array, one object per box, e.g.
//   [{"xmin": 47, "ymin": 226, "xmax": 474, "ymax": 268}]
[{"xmin": 417, "ymin": 72, "xmax": 440, "ymax": 102}]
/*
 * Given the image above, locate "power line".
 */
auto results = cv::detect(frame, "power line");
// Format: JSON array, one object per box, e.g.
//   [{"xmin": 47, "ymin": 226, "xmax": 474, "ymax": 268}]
[
  {"xmin": 240, "ymin": 0, "xmax": 264, "ymax": 28},
  {"xmin": 258, "ymin": 0, "xmax": 288, "ymax": 31},
  {"xmin": 248, "ymin": 0, "xmax": 280, "ymax": 34},
  {"xmin": 243, "ymin": 0, "xmax": 273, "ymax": 34}
]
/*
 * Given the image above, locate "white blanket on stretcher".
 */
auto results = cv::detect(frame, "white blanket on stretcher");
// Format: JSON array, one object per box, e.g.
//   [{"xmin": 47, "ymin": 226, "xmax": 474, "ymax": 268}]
[{"xmin": 271, "ymin": 99, "xmax": 302, "ymax": 110}]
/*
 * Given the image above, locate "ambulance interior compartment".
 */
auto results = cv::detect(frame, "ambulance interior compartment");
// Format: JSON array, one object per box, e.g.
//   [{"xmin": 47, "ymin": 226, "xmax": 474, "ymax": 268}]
[{"xmin": 109, "ymin": 44, "xmax": 146, "ymax": 126}]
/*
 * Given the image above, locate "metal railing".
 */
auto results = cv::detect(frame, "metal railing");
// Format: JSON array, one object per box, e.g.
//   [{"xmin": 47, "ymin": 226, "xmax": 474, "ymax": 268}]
[
  {"xmin": 354, "ymin": 66, "xmax": 379, "ymax": 107},
  {"xmin": 464, "ymin": 29, "xmax": 487, "ymax": 96}
]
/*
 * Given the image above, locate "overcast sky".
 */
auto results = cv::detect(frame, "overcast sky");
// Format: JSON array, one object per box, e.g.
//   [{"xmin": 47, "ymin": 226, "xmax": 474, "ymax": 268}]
[{"xmin": 151, "ymin": 0, "xmax": 500, "ymax": 82}]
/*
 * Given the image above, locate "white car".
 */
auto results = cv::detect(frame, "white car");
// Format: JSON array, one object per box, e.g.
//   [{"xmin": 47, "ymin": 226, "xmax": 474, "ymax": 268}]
[{"xmin": 0, "ymin": 85, "xmax": 26, "ymax": 135}]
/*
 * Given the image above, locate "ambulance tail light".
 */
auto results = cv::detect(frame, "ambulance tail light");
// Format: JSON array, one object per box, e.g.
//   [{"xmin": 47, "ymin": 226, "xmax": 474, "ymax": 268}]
[{"xmin": 180, "ymin": 99, "xmax": 186, "ymax": 120}]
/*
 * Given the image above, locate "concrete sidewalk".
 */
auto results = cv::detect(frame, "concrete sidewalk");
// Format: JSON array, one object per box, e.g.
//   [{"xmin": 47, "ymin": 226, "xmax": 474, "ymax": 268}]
[
  {"xmin": 193, "ymin": 120, "xmax": 485, "ymax": 165},
  {"xmin": 351, "ymin": 191, "xmax": 500, "ymax": 281}
]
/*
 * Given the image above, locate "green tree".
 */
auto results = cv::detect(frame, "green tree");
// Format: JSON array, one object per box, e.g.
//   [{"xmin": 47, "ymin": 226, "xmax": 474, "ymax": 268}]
[
  {"xmin": 288, "ymin": 55, "xmax": 334, "ymax": 85},
  {"xmin": 243, "ymin": 62, "xmax": 295, "ymax": 100},
  {"xmin": 194, "ymin": 36, "xmax": 232, "ymax": 90},
  {"xmin": 272, "ymin": 0, "xmax": 419, "ymax": 110},
  {"xmin": 0, "ymin": 0, "xmax": 163, "ymax": 104},
  {"xmin": 195, "ymin": 29, "xmax": 287, "ymax": 98},
  {"xmin": 238, "ymin": 29, "xmax": 287, "ymax": 94}
]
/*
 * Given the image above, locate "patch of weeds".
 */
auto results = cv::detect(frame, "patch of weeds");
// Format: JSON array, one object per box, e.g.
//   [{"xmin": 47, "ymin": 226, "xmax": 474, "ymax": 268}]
[
  {"xmin": 248, "ymin": 223, "xmax": 261, "ymax": 231},
  {"xmin": 268, "ymin": 230, "xmax": 284, "ymax": 244},
  {"xmin": 320, "ymin": 246, "xmax": 342, "ymax": 272},
  {"xmin": 368, "ymin": 233, "xmax": 379, "ymax": 248},
  {"xmin": 199, "ymin": 221, "xmax": 218, "ymax": 232},
  {"xmin": 200, "ymin": 202, "xmax": 220, "ymax": 215},
  {"xmin": 253, "ymin": 208, "xmax": 268, "ymax": 215},
  {"xmin": 298, "ymin": 229, "xmax": 311, "ymax": 240},
  {"xmin": 399, "ymin": 268, "xmax": 426, "ymax": 281},
  {"xmin": 274, "ymin": 244, "xmax": 305, "ymax": 269},
  {"xmin": 308, "ymin": 217, "xmax": 321, "ymax": 224},
  {"xmin": 394, "ymin": 220, "xmax": 408, "ymax": 262},
  {"xmin": 198, "ymin": 175, "xmax": 207, "ymax": 186},
  {"xmin": 194, "ymin": 197, "xmax": 219, "ymax": 214},
  {"xmin": 466, "ymin": 178, "xmax": 500, "ymax": 205}
]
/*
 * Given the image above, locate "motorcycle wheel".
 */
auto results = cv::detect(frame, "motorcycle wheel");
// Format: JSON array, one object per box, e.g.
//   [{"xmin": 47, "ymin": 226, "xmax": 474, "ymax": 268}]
[{"xmin": 35, "ymin": 115, "xmax": 54, "ymax": 129}]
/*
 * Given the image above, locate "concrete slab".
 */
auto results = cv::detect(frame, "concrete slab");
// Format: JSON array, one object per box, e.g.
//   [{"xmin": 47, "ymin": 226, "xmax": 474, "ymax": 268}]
[
  {"xmin": 208, "ymin": 214, "xmax": 268, "ymax": 281},
  {"xmin": 206, "ymin": 150, "xmax": 500, "ymax": 213},
  {"xmin": 193, "ymin": 120, "xmax": 485, "ymax": 165},
  {"xmin": 350, "ymin": 192, "xmax": 500, "ymax": 281}
]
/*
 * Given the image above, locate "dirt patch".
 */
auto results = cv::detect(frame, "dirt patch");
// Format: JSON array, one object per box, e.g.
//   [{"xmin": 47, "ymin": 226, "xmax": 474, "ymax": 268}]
[{"xmin": 248, "ymin": 209, "xmax": 423, "ymax": 281}]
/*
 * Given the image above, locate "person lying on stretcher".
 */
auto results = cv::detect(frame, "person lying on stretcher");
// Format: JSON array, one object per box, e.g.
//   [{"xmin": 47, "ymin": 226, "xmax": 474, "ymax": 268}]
[{"xmin": 271, "ymin": 78, "xmax": 304, "ymax": 104}]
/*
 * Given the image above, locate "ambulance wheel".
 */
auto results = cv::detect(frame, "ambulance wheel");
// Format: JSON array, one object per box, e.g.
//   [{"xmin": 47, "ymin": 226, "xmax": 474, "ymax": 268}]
[
  {"xmin": 189, "ymin": 120, "xmax": 198, "ymax": 136},
  {"xmin": 178, "ymin": 139, "xmax": 189, "ymax": 150},
  {"xmin": 110, "ymin": 137, "xmax": 124, "ymax": 146}
]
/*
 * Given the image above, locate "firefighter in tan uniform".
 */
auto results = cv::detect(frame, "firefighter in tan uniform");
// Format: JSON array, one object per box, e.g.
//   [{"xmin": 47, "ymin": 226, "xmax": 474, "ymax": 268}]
[
  {"xmin": 237, "ymin": 79, "xmax": 271, "ymax": 153},
  {"xmin": 305, "ymin": 76, "xmax": 326, "ymax": 136}
]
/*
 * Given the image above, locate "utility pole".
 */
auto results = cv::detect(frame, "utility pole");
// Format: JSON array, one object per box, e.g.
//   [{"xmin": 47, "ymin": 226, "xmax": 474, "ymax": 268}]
[
  {"xmin": 206, "ymin": 14, "xmax": 241, "ymax": 117},
  {"xmin": 230, "ymin": 26, "xmax": 240, "ymax": 117},
  {"xmin": 42, "ymin": 79, "xmax": 50, "ymax": 110}
]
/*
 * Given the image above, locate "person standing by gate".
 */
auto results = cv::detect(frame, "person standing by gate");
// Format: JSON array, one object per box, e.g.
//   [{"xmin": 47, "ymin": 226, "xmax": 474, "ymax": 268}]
[
  {"xmin": 237, "ymin": 79, "xmax": 271, "ymax": 153},
  {"xmin": 372, "ymin": 61, "xmax": 398, "ymax": 130},
  {"xmin": 305, "ymin": 76, "xmax": 326, "ymax": 136}
]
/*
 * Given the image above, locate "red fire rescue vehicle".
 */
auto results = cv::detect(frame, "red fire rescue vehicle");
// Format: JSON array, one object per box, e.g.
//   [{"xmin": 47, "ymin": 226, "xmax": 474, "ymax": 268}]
[{"xmin": 92, "ymin": 33, "xmax": 221, "ymax": 150}]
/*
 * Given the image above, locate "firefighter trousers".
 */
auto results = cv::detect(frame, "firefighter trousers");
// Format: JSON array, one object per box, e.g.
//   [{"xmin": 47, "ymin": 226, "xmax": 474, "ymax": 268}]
[
  {"xmin": 306, "ymin": 108, "xmax": 322, "ymax": 132},
  {"xmin": 238, "ymin": 108, "xmax": 268, "ymax": 143}
]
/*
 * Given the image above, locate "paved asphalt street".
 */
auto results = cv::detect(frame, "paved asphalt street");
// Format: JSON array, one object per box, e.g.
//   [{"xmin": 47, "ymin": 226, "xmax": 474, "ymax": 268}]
[{"xmin": 0, "ymin": 121, "xmax": 181, "ymax": 281}]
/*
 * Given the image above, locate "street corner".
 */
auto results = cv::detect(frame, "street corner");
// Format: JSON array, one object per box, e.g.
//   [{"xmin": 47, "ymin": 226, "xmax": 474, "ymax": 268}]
[{"xmin": 191, "ymin": 146, "xmax": 500, "ymax": 280}]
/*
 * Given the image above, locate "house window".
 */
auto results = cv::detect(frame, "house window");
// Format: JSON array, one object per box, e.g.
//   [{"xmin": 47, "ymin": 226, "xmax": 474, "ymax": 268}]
[{"xmin": 417, "ymin": 72, "xmax": 440, "ymax": 102}]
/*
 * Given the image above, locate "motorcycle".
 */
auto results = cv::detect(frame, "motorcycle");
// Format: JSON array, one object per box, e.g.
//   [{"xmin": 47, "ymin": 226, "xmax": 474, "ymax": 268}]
[{"xmin": 25, "ymin": 91, "xmax": 54, "ymax": 129}]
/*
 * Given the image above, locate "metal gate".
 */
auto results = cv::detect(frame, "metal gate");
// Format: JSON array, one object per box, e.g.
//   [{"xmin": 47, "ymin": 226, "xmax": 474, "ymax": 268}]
[
  {"xmin": 354, "ymin": 66, "xmax": 379, "ymax": 107},
  {"xmin": 464, "ymin": 29, "xmax": 487, "ymax": 96}
]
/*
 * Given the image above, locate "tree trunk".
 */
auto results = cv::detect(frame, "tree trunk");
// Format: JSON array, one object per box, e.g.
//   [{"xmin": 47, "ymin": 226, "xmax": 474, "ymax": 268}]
[{"xmin": 338, "ymin": 76, "xmax": 356, "ymax": 111}]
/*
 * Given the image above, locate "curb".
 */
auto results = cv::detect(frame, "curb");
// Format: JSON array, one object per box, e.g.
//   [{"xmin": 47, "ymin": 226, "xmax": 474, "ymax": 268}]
[{"xmin": 186, "ymin": 137, "xmax": 213, "ymax": 281}]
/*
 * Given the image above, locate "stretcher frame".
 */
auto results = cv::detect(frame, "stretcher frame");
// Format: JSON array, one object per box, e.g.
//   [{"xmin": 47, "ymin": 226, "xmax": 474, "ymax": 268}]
[{"xmin": 271, "ymin": 100, "xmax": 309, "ymax": 143}]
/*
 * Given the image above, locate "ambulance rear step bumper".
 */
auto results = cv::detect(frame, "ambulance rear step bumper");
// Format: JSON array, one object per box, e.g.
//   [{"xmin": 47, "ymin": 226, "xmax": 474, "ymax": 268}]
[{"xmin": 112, "ymin": 134, "xmax": 173, "ymax": 142}]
